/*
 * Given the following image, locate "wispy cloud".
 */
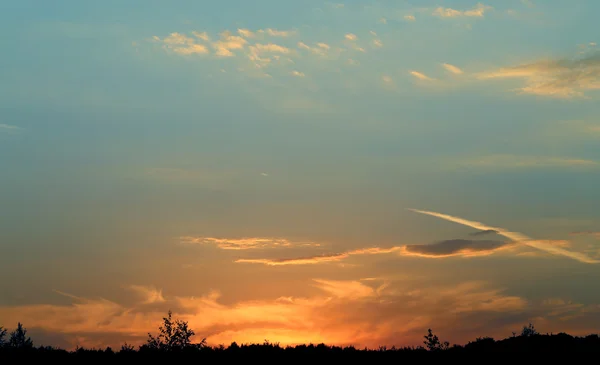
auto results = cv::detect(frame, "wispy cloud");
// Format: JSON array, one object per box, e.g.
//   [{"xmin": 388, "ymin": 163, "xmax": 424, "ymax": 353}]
[
  {"xmin": 291, "ymin": 70, "xmax": 305, "ymax": 77},
  {"xmin": 262, "ymin": 28, "xmax": 296, "ymax": 37},
  {"xmin": 153, "ymin": 32, "xmax": 209, "ymax": 55},
  {"xmin": 410, "ymin": 71, "xmax": 435, "ymax": 81},
  {"xmin": 433, "ymin": 3, "xmax": 493, "ymax": 18},
  {"xmin": 404, "ymin": 15, "xmax": 416, "ymax": 21},
  {"xmin": 442, "ymin": 63, "xmax": 464, "ymax": 75},
  {"xmin": 344, "ymin": 33, "xmax": 357, "ymax": 41},
  {"xmin": 477, "ymin": 51, "xmax": 600, "ymax": 98},
  {"xmin": 402, "ymin": 239, "xmax": 515, "ymax": 258},
  {"xmin": 571, "ymin": 231, "xmax": 600, "ymax": 239},
  {"xmin": 237, "ymin": 28, "xmax": 255, "ymax": 38},
  {"xmin": 0, "ymin": 280, "xmax": 545, "ymax": 350},
  {"xmin": 128, "ymin": 285, "xmax": 166, "ymax": 304},
  {"xmin": 409, "ymin": 209, "xmax": 599, "ymax": 264},
  {"xmin": 212, "ymin": 32, "xmax": 248, "ymax": 57},
  {"xmin": 459, "ymin": 155, "xmax": 598, "ymax": 168},
  {"xmin": 469, "ymin": 229, "xmax": 499, "ymax": 237},
  {"xmin": 180, "ymin": 236, "xmax": 319, "ymax": 250},
  {"xmin": 236, "ymin": 246, "xmax": 403, "ymax": 266},
  {"xmin": 0, "ymin": 123, "xmax": 22, "ymax": 132}
]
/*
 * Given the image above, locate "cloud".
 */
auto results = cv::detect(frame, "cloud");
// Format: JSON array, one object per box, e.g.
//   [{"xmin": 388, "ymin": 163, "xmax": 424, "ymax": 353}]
[
  {"xmin": 237, "ymin": 28, "xmax": 255, "ymax": 38},
  {"xmin": 246, "ymin": 43, "xmax": 293, "ymax": 67},
  {"xmin": 192, "ymin": 31, "xmax": 210, "ymax": 41},
  {"xmin": 291, "ymin": 70, "xmax": 305, "ymax": 77},
  {"xmin": 128, "ymin": 285, "xmax": 166, "ymax": 304},
  {"xmin": 571, "ymin": 231, "xmax": 600, "ymax": 239},
  {"xmin": 379, "ymin": 17, "xmax": 387, "ymax": 24},
  {"xmin": 409, "ymin": 209, "xmax": 599, "ymax": 264},
  {"xmin": 154, "ymin": 32, "xmax": 209, "ymax": 55},
  {"xmin": 403, "ymin": 239, "xmax": 515, "ymax": 258},
  {"xmin": 0, "ymin": 279, "xmax": 547, "ymax": 350},
  {"xmin": 476, "ymin": 51, "xmax": 600, "ymax": 98},
  {"xmin": 410, "ymin": 71, "xmax": 435, "ymax": 81},
  {"xmin": 180, "ymin": 236, "xmax": 319, "ymax": 250},
  {"xmin": 521, "ymin": 0, "xmax": 535, "ymax": 8},
  {"xmin": 263, "ymin": 28, "xmax": 295, "ymax": 37},
  {"xmin": 404, "ymin": 15, "xmax": 416, "ymax": 21},
  {"xmin": 212, "ymin": 32, "xmax": 248, "ymax": 57},
  {"xmin": 460, "ymin": 155, "xmax": 598, "ymax": 168},
  {"xmin": 234, "ymin": 236, "xmax": 528, "ymax": 266},
  {"xmin": 469, "ymin": 229, "xmax": 499, "ymax": 237},
  {"xmin": 373, "ymin": 39, "xmax": 383, "ymax": 48},
  {"xmin": 251, "ymin": 43, "xmax": 291, "ymax": 54},
  {"xmin": 0, "ymin": 123, "xmax": 21, "ymax": 131},
  {"xmin": 442, "ymin": 63, "xmax": 463, "ymax": 74},
  {"xmin": 433, "ymin": 3, "xmax": 493, "ymax": 18},
  {"xmin": 297, "ymin": 41, "xmax": 330, "ymax": 57},
  {"xmin": 236, "ymin": 246, "xmax": 403, "ymax": 266},
  {"xmin": 345, "ymin": 33, "xmax": 357, "ymax": 41}
]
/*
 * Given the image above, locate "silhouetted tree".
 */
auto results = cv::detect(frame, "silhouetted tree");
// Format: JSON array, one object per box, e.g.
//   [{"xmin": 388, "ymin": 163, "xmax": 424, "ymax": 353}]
[
  {"xmin": 0, "ymin": 326, "xmax": 6, "ymax": 348},
  {"xmin": 120, "ymin": 342, "xmax": 135, "ymax": 353},
  {"xmin": 146, "ymin": 310, "xmax": 205, "ymax": 351},
  {"xmin": 520, "ymin": 323, "xmax": 538, "ymax": 337},
  {"xmin": 423, "ymin": 329, "xmax": 449, "ymax": 351},
  {"xmin": 8, "ymin": 323, "xmax": 33, "ymax": 349}
]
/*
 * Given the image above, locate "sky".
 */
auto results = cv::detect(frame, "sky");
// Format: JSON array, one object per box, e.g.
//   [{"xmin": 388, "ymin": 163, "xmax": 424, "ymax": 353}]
[{"xmin": 1, "ymin": 0, "xmax": 600, "ymax": 350}]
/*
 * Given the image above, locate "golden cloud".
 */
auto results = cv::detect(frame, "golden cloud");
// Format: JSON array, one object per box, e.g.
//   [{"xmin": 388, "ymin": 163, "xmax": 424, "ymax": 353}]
[
  {"xmin": 476, "ymin": 51, "xmax": 600, "ymax": 98},
  {"xmin": 0, "ymin": 280, "xmax": 545, "ymax": 350},
  {"xmin": 179, "ymin": 236, "xmax": 320, "ymax": 250},
  {"xmin": 433, "ymin": 3, "xmax": 493, "ymax": 18}
]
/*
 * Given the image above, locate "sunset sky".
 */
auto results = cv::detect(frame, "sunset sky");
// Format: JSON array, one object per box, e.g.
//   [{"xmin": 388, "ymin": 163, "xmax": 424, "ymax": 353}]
[{"xmin": 1, "ymin": 0, "xmax": 600, "ymax": 350}]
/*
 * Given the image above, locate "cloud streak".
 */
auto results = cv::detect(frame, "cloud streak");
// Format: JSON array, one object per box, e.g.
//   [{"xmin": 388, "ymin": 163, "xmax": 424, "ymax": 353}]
[
  {"xmin": 433, "ymin": 3, "xmax": 493, "ymax": 18},
  {"xmin": 477, "ymin": 51, "xmax": 600, "ymax": 98},
  {"xmin": 409, "ymin": 209, "xmax": 599, "ymax": 264},
  {"xmin": 180, "ymin": 236, "xmax": 320, "ymax": 250},
  {"xmin": 236, "ymin": 246, "xmax": 403, "ymax": 266},
  {"xmin": 460, "ymin": 155, "xmax": 598, "ymax": 168},
  {"xmin": 402, "ymin": 239, "xmax": 515, "ymax": 258}
]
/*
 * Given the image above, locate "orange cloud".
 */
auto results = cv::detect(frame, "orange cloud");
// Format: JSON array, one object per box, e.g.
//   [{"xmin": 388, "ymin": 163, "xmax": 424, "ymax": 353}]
[
  {"xmin": 410, "ymin": 209, "xmax": 599, "ymax": 264},
  {"xmin": 235, "ymin": 246, "xmax": 403, "ymax": 266},
  {"xmin": 0, "ymin": 279, "xmax": 550, "ymax": 351},
  {"xmin": 179, "ymin": 236, "xmax": 319, "ymax": 250}
]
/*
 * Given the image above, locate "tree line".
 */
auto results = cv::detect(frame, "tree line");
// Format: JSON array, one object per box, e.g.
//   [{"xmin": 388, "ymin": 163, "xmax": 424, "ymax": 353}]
[{"xmin": 1, "ymin": 310, "xmax": 600, "ymax": 359}]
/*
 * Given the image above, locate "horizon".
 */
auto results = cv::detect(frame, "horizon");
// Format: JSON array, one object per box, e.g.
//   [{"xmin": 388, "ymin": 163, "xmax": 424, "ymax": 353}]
[{"xmin": 1, "ymin": 0, "xmax": 600, "ymax": 351}]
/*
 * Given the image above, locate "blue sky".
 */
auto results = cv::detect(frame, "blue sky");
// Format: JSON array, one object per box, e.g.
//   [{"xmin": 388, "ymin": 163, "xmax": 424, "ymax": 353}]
[{"xmin": 1, "ymin": 0, "xmax": 599, "ymax": 350}]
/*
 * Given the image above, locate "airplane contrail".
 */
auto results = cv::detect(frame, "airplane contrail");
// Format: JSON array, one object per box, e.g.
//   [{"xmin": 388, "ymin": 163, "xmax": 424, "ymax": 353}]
[{"xmin": 408, "ymin": 208, "xmax": 599, "ymax": 264}]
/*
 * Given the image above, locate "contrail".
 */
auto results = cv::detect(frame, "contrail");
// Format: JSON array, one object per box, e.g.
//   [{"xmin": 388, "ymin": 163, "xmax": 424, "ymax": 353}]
[{"xmin": 408, "ymin": 208, "xmax": 599, "ymax": 264}]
